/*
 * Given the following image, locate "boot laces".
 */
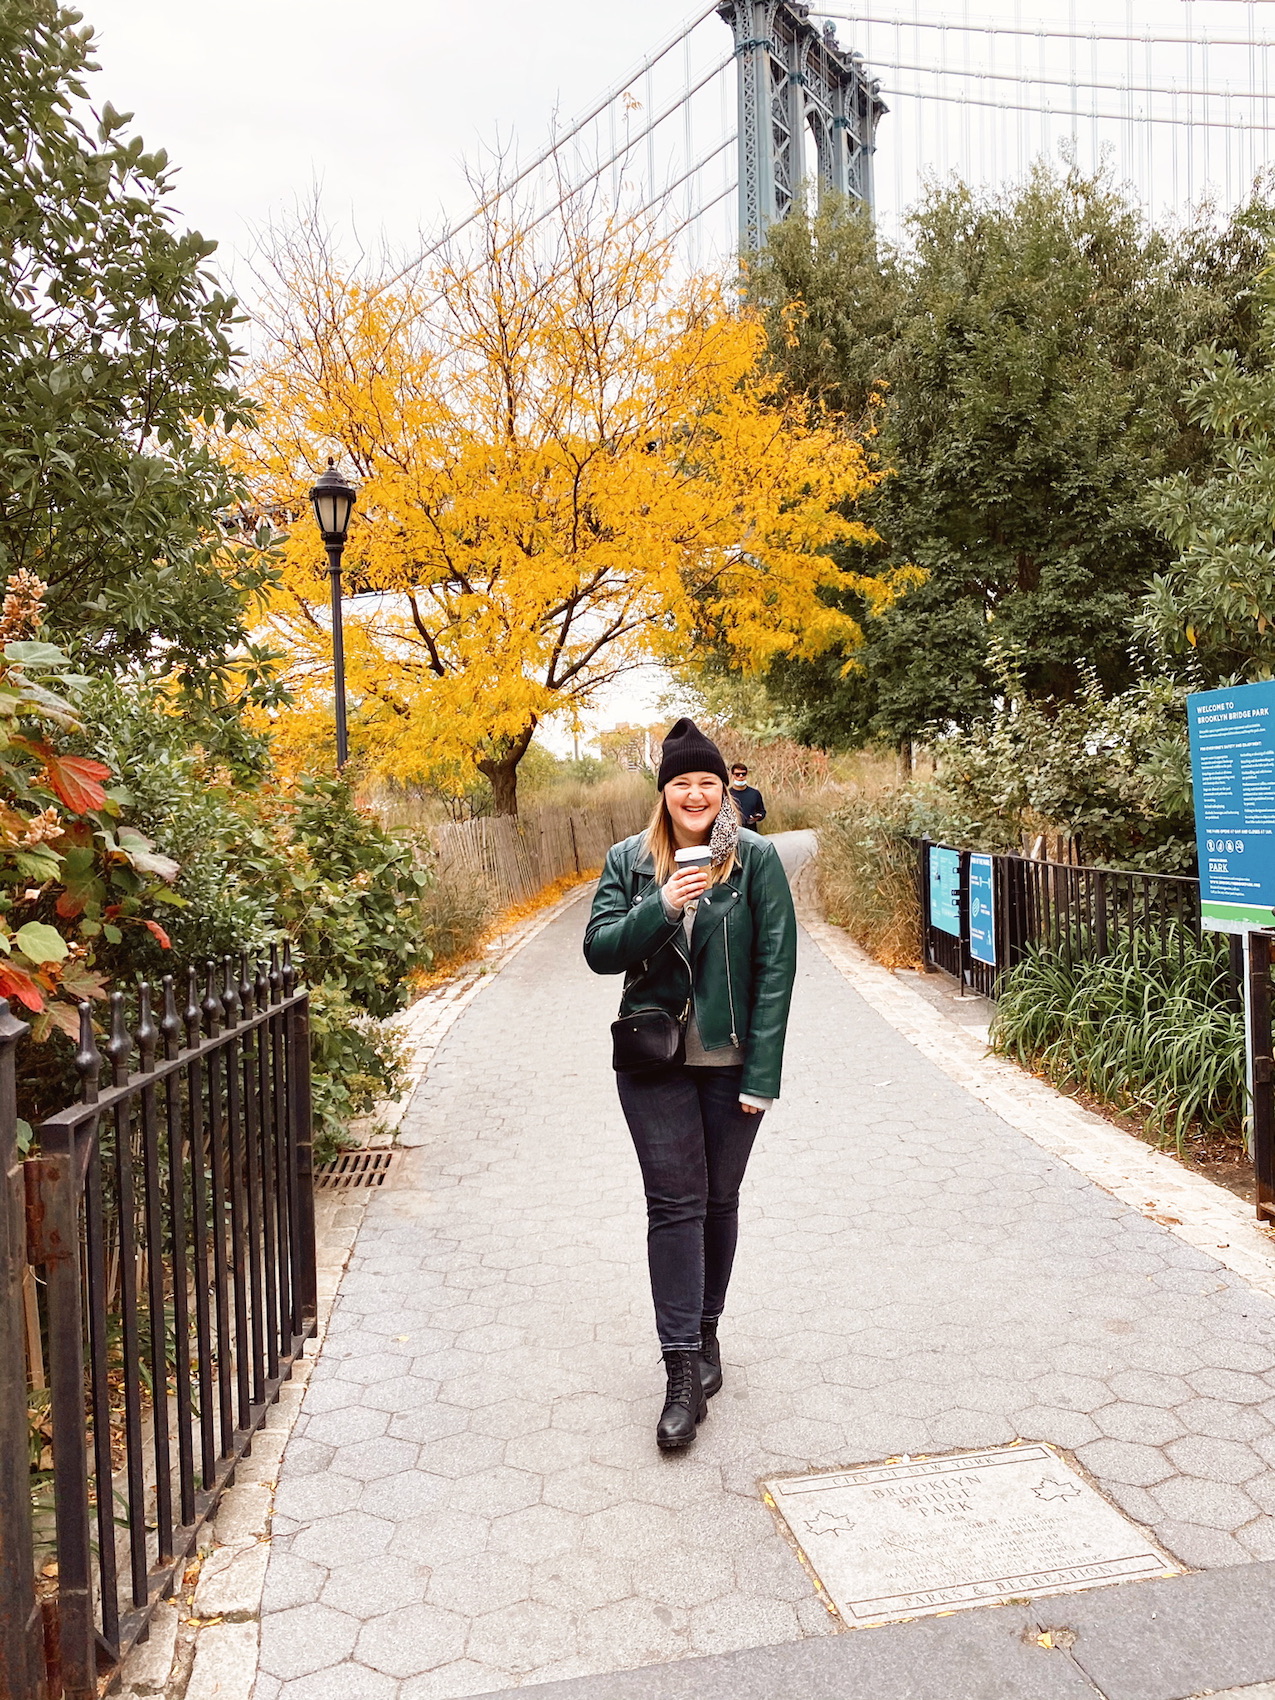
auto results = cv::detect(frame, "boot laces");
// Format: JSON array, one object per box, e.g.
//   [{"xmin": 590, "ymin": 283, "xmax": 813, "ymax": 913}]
[{"xmin": 664, "ymin": 1351, "xmax": 696, "ymax": 1408}]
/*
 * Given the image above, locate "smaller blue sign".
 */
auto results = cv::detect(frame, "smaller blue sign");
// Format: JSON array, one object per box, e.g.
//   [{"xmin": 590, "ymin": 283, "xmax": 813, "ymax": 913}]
[
  {"xmin": 968, "ymin": 853, "xmax": 996, "ymax": 966},
  {"xmin": 929, "ymin": 846, "xmax": 961, "ymax": 937}
]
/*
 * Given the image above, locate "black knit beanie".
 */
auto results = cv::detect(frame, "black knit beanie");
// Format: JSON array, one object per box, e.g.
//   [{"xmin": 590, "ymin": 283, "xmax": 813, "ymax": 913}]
[{"xmin": 657, "ymin": 718, "xmax": 729, "ymax": 791}]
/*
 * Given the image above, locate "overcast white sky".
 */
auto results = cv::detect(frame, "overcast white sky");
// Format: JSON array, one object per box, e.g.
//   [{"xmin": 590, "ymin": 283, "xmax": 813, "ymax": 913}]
[{"xmin": 83, "ymin": 1, "xmax": 710, "ymax": 276}]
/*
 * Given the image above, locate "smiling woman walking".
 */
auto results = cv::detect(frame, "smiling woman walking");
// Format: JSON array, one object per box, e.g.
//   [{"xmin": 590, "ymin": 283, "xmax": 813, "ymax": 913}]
[{"xmin": 583, "ymin": 719, "xmax": 797, "ymax": 1451}]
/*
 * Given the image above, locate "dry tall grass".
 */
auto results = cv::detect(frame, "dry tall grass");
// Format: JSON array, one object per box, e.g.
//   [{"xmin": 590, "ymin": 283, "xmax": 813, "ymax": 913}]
[{"xmin": 815, "ymin": 793, "xmax": 923, "ymax": 968}]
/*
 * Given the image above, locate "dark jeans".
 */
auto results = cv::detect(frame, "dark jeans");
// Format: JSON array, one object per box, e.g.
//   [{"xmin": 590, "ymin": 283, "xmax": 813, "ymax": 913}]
[{"xmin": 616, "ymin": 1064, "xmax": 762, "ymax": 1350}]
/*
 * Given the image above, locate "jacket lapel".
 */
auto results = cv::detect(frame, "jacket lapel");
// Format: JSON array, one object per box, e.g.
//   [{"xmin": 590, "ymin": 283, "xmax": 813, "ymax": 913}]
[{"xmin": 690, "ymin": 883, "xmax": 740, "ymax": 959}]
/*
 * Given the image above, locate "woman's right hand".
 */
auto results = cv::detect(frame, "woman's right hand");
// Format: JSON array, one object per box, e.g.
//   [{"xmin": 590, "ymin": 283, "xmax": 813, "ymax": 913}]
[{"xmin": 664, "ymin": 866, "xmax": 711, "ymax": 912}]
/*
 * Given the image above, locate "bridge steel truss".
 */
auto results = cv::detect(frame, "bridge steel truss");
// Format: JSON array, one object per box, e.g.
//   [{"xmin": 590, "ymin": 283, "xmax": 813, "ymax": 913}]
[{"xmin": 717, "ymin": 0, "xmax": 886, "ymax": 250}]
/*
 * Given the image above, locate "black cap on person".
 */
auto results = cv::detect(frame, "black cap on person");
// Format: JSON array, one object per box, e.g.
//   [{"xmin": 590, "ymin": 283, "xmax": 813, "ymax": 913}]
[{"xmin": 657, "ymin": 718, "xmax": 729, "ymax": 791}]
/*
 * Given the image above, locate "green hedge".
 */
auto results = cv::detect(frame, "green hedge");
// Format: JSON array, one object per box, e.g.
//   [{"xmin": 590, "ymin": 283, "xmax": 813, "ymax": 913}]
[{"xmin": 991, "ymin": 926, "xmax": 1244, "ymax": 1153}]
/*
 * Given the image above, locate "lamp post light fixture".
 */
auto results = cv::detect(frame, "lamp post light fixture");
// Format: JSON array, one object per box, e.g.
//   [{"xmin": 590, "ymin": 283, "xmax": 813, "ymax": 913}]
[{"xmin": 309, "ymin": 457, "xmax": 357, "ymax": 769}]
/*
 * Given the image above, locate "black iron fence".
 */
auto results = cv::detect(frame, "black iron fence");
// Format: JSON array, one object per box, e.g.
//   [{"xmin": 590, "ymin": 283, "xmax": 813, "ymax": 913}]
[
  {"xmin": 917, "ymin": 839, "xmax": 1239, "ymax": 998},
  {"xmin": 0, "ymin": 948, "xmax": 315, "ymax": 1700}
]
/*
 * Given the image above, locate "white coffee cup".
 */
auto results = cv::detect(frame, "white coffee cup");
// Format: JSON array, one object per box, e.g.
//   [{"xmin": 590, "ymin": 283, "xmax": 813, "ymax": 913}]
[{"xmin": 674, "ymin": 845, "xmax": 712, "ymax": 911}]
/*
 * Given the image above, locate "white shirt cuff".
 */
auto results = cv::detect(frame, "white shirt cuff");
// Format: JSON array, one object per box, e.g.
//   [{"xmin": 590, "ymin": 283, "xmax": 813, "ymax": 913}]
[{"xmin": 739, "ymin": 1093, "xmax": 772, "ymax": 1111}]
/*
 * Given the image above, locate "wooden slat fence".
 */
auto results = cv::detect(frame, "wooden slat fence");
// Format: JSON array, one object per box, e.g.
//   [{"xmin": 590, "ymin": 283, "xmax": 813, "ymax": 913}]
[{"xmin": 432, "ymin": 799, "xmax": 650, "ymax": 912}]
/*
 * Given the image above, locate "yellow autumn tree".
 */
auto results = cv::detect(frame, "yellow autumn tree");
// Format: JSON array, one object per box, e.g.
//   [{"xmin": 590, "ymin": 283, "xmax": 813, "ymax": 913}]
[{"xmin": 238, "ymin": 192, "xmax": 912, "ymax": 813}]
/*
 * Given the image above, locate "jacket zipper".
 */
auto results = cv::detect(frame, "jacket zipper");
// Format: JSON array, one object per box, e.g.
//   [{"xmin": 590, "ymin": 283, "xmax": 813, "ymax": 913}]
[{"xmin": 723, "ymin": 920, "xmax": 738, "ymax": 1046}]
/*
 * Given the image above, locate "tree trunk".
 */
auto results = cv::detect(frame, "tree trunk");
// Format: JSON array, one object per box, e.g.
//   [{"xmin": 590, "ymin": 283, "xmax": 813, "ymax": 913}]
[{"xmin": 477, "ymin": 723, "xmax": 536, "ymax": 817}]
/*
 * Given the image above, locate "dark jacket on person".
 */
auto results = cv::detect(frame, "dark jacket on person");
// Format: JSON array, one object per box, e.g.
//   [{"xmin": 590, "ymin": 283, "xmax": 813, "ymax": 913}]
[
  {"xmin": 728, "ymin": 784, "xmax": 766, "ymax": 827},
  {"xmin": 582, "ymin": 829, "xmax": 797, "ymax": 1101}
]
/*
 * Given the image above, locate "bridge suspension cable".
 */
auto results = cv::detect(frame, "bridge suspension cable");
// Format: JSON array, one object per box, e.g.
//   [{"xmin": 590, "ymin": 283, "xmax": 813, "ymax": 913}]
[
  {"xmin": 814, "ymin": 9, "xmax": 1275, "ymax": 50},
  {"xmin": 393, "ymin": 0, "xmax": 1275, "ymax": 303}
]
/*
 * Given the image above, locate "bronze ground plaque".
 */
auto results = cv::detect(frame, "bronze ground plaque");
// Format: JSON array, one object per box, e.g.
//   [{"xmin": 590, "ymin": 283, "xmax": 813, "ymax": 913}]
[{"xmin": 764, "ymin": 1444, "xmax": 1179, "ymax": 1628}]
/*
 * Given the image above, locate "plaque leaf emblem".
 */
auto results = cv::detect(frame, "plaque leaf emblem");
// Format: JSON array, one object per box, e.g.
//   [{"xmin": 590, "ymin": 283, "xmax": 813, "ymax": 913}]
[
  {"xmin": 1032, "ymin": 1477, "xmax": 1082, "ymax": 1502},
  {"xmin": 804, "ymin": 1508, "xmax": 856, "ymax": 1537}
]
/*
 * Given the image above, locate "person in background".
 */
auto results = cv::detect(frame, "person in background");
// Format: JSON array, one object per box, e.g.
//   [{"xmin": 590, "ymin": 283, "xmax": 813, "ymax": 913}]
[{"xmin": 728, "ymin": 764, "xmax": 767, "ymax": 829}]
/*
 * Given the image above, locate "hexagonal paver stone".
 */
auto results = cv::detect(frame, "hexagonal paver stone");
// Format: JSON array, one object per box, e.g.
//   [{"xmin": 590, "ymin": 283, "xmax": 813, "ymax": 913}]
[
  {"xmin": 687, "ymin": 1592, "xmax": 802, "ymax": 1657},
  {"xmin": 577, "ymin": 1596, "xmax": 689, "ymax": 1668},
  {"xmin": 628, "ymin": 1545, "xmax": 736, "ymax": 1609},
  {"xmin": 271, "ymin": 1475, "xmax": 362, "ymax": 1526},
  {"xmin": 327, "ymin": 1437, "xmax": 420, "ymax": 1483},
  {"xmin": 1176, "ymin": 1398, "xmax": 1272, "ymax": 1442},
  {"xmin": 1188, "ymin": 1369, "xmax": 1272, "ymax": 1405},
  {"xmin": 301, "ymin": 1407, "xmax": 392, "ymax": 1449},
  {"xmin": 258, "ymin": 1604, "xmax": 359, "ymax": 1681},
  {"xmin": 1076, "ymin": 1439, "xmax": 1173, "ymax": 1488},
  {"xmin": 1166, "ymin": 1434, "xmax": 1264, "ymax": 1484},
  {"xmin": 1152, "ymin": 1476, "xmax": 1259, "ymax": 1531},
  {"xmin": 398, "ymin": 1660, "xmax": 508, "ymax": 1699},
  {"xmin": 291, "ymin": 1511, "xmax": 395, "ymax": 1566},
  {"xmin": 322, "ymin": 1554, "xmax": 431, "ymax": 1617},
  {"xmin": 426, "ymin": 1551, "xmax": 532, "ymax": 1616},
  {"xmin": 445, "ymin": 1466, "xmax": 542, "ymax": 1519},
  {"xmin": 581, "ymin": 1501, "xmax": 681, "ymax": 1561},
  {"xmin": 1095, "ymin": 1404, "xmax": 1186, "ymax": 1446},
  {"xmin": 1107, "ymin": 1371, "xmax": 1193, "ymax": 1408},
  {"xmin": 467, "ymin": 1598, "xmax": 578, "ymax": 1674},
  {"xmin": 275, "ymin": 1661, "xmax": 400, "ymax": 1700},
  {"xmin": 260, "ymin": 1552, "xmax": 327, "ymax": 1614},
  {"xmin": 354, "ymin": 1602, "xmax": 468, "ymax": 1678}
]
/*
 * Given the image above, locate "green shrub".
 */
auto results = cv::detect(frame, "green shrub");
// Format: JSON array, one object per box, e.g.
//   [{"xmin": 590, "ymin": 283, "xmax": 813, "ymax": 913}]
[
  {"xmin": 991, "ymin": 927, "xmax": 1244, "ymax": 1152},
  {"xmin": 308, "ymin": 984, "xmax": 409, "ymax": 1163},
  {"xmin": 61, "ymin": 685, "xmax": 433, "ymax": 1145},
  {"xmin": 250, "ymin": 776, "xmax": 432, "ymax": 1019}
]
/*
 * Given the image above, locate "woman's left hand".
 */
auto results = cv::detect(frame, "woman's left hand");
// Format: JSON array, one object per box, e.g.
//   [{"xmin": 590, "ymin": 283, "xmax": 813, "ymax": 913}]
[{"xmin": 739, "ymin": 1100, "xmax": 763, "ymax": 1114}]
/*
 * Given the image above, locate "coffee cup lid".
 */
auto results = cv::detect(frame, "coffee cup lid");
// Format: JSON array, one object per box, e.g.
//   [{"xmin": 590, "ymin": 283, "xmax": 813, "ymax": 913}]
[{"xmin": 674, "ymin": 846, "xmax": 713, "ymax": 864}]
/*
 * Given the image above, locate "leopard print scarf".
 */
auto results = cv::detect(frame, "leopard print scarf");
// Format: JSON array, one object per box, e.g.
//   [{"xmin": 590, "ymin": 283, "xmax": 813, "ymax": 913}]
[{"xmin": 709, "ymin": 798, "xmax": 741, "ymax": 868}]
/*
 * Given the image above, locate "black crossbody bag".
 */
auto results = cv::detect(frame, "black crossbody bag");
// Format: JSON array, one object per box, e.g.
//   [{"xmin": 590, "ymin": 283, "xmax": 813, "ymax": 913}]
[{"xmin": 611, "ymin": 1007, "xmax": 685, "ymax": 1073}]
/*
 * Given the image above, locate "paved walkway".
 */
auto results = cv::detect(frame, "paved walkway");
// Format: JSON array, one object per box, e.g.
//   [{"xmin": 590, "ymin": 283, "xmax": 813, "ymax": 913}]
[{"xmin": 253, "ymin": 839, "xmax": 1275, "ymax": 1699}]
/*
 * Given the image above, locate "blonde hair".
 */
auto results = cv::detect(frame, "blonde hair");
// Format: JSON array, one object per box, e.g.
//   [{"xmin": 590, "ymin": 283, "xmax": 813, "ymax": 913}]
[{"xmin": 642, "ymin": 790, "xmax": 736, "ymax": 885}]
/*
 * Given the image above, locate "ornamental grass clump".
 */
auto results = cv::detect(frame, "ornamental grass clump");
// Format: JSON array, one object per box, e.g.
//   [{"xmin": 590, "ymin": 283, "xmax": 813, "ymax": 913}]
[{"xmin": 991, "ymin": 926, "xmax": 1244, "ymax": 1154}]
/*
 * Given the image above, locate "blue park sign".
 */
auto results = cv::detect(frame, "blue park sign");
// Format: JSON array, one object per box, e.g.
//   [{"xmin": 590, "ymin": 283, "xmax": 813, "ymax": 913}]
[
  {"xmin": 929, "ymin": 846, "xmax": 961, "ymax": 937},
  {"xmin": 968, "ymin": 853, "xmax": 996, "ymax": 966},
  {"xmin": 1187, "ymin": 679, "xmax": 1275, "ymax": 933}
]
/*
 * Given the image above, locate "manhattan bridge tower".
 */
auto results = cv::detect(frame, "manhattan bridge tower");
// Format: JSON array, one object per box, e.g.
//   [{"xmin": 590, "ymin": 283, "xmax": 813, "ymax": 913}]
[{"xmin": 717, "ymin": 1, "xmax": 887, "ymax": 251}]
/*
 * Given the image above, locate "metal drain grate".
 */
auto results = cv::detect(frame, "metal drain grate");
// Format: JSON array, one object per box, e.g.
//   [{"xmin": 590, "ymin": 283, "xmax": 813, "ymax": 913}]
[{"xmin": 314, "ymin": 1147, "xmax": 398, "ymax": 1190}]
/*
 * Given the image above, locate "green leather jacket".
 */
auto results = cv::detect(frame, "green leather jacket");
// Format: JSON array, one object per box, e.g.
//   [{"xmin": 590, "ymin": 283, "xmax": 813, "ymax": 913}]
[{"xmin": 583, "ymin": 829, "xmax": 798, "ymax": 1101}]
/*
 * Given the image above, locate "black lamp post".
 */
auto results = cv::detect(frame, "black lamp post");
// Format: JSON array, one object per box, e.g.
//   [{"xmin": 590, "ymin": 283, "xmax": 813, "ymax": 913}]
[{"xmin": 309, "ymin": 458, "xmax": 357, "ymax": 769}]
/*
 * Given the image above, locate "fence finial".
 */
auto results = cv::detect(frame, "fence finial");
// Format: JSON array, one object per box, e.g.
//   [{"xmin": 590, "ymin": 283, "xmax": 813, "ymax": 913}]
[
  {"xmin": 75, "ymin": 1000, "xmax": 100, "ymax": 1104},
  {"xmin": 221, "ymin": 956, "xmax": 239, "ymax": 1029},
  {"xmin": 184, "ymin": 967, "xmax": 201, "ymax": 1049},
  {"xmin": 255, "ymin": 958, "xmax": 269, "ymax": 1014},
  {"xmin": 281, "ymin": 940, "xmax": 295, "ymax": 996},
  {"xmin": 136, "ymin": 982, "xmax": 157, "ymax": 1073},
  {"xmin": 106, "ymin": 990, "xmax": 132, "ymax": 1086},
  {"xmin": 268, "ymin": 941, "xmax": 281, "ymax": 1002},
  {"xmin": 202, "ymin": 962, "xmax": 221, "ymax": 1038},
  {"xmin": 238, "ymin": 953, "xmax": 253, "ymax": 1018},
  {"xmin": 160, "ymin": 974, "xmax": 181, "ymax": 1061}
]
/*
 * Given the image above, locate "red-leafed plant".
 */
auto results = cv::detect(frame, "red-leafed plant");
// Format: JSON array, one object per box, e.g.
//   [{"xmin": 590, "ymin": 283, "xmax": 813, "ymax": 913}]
[{"xmin": 0, "ymin": 572, "xmax": 181, "ymax": 1040}]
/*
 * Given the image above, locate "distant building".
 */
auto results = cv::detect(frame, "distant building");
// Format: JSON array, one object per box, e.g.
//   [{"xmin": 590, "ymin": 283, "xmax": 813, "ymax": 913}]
[{"xmin": 600, "ymin": 723, "xmax": 663, "ymax": 773}]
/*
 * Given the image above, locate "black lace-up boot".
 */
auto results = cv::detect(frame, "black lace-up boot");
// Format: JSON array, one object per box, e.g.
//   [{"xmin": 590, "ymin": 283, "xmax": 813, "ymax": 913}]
[
  {"xmin": 657, "ymin": 1349, "xmax": 707, "ymax": 1450},
  {"xmin": 699, "ymin": 1317, "xmax": 723, "ymax": 1398}
]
